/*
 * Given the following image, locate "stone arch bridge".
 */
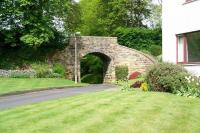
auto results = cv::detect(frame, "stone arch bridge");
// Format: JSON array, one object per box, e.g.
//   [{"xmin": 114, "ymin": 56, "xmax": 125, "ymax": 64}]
[{"xmin": 52, "ymin": 36, "xmax": 156, "ymax": 83}]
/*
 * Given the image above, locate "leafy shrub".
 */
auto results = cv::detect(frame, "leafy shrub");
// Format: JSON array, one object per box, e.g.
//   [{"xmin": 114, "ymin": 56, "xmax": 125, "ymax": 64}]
[
  {"xmin": 131, "ymin": 80, "xmax": 144, "ymax": 88},
  {"xmin": 145, "ymin": 63, "xmax": 188, "ymax": 92},
  {"xmin": 128, "ymin": 71, "xmax": 141, "ymax": 80},
  {"xmin": 115, "ymin": 65, "xmax": 128, "ymax": 81},
  {"xmin": 114, "ymin": 27, "xmax": 162, "ymax": 51},
  {"xmin": 48, "ymin": 73, "xmax": 63, "ymax": 78},
  {"xmin": 175, "ymin": 76, "xmax": 200, "ymax": 98},
  {"xmin": 36, "ymin": 69, "xmax": 53, "ymax": 78},
  {"xmin": 53, "ymin": 63, "xmax": 65, "ymax": 78},
  {"xmin": 149, "ymin": 45, "xmax": 162, "ymax": 56},
  {"xmin": 31, "ymin": 63, "xmax": 52, "ymax": 78},
  {"xmin": 176, "ymin": 86, "xmax": 200, "ymax": 98}
]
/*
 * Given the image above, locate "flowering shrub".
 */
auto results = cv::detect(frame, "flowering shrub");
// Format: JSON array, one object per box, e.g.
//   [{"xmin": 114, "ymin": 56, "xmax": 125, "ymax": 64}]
[
  {"xmin": 175, "ymin": 76, "xmax": 200, "ymax": 98},
  {"xmin": 128, "ymin": 71, "xmax": 141, "ymax": 80},
  {"xmin": 140, "ymin": 82, "xmax": 148, "ymax": 91},
  {"xmin": 145, "ymin": 63, "xmax": 188, "ymax": 92}
]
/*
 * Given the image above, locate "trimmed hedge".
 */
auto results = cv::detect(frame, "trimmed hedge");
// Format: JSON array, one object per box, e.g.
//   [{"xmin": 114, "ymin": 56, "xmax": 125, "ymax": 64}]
[
  {"xmin": 115, "ymin": 65, "xmax": 128, "ymax": 81},
  {"xmin": 114, "ymin": 27, "xmax": 162, "ymax": 52}
]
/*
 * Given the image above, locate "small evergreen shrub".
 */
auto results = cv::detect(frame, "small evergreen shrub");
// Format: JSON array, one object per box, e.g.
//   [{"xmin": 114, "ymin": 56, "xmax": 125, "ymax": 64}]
[
  {"xmin": 115, "ymin": 65, "xmax": 128, "ymax": 81},
  {"xmin": 145, "ymin": 63, "xmax": 188, "ymax": 92},
  {"xmin": 149, "ymin": 45, "xmax": 162, "ymax": 56}
]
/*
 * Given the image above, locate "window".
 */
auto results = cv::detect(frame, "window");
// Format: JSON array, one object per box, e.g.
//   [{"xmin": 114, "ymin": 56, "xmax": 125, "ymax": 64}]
[{"xmin": 177, "ymin": 31, "xmax": 200, "ymax": 64}]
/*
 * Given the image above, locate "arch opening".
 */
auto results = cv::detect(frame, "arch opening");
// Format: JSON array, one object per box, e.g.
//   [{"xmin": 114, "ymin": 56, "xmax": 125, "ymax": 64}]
[{"xmin": 80, "ymin": 52, "xmax": 111, "ymax": 84}]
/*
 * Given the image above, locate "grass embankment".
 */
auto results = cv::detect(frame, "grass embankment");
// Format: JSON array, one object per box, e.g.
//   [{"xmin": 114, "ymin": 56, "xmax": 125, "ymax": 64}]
[
  {"xmin": 0, "ymin": 78, "xmax": 86, "ymax": 95},
  {"xmin": 0, "ymin": 90, "xmax": 199, "ymax": 133}
]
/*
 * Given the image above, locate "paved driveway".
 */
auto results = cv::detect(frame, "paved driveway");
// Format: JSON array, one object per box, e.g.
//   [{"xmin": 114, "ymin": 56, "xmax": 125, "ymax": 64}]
[{"xmin": 0, "ymin": 84, "xmax": 115, "ymax": 110}]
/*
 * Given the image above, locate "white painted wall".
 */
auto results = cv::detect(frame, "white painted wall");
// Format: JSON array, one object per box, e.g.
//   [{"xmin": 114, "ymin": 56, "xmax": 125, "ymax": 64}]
[{"xmin": 162, "ymin": 0, "xmax": 200, "ymax": 74}]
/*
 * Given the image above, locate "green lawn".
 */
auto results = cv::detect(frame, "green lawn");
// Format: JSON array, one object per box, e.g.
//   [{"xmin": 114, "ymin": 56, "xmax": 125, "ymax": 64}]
[
  {"xmin": 0, "ymin": 90, "xmax": 200, "ymax": 133},
  {"xmin": 0, "ymin": 78, "xmax": 86, "ymax": 95}
]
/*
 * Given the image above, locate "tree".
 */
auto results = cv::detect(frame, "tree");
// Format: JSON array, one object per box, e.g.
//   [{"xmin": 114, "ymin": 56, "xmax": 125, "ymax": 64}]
[
  {"xmin": 147, "ymin": 1, "xmax": 162, "ymax": 28},
  {"xmin": 0, "ymin": 0, "xmax": 80, "ymax": 47},
  {"xmin": 77, "ymin": 0, "xmax": 104, "ymax": 35},
  {"xmin": 78, "ymin": 0, "xmax": 152, "ymax": 36}
]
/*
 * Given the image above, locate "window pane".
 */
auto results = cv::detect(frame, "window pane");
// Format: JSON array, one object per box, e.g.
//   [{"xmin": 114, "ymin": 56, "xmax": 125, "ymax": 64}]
[
  {"xmin": 186, "ymin": 32, "xmax": 200, "ymax": 62},
  {"xmin": 178, "ymin": 36, "xmax": 184, "ymax": 62}
]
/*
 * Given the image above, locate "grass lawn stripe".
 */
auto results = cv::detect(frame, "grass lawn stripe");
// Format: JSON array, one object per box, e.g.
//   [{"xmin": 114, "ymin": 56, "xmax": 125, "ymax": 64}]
[
  {"xmin": 69, "ymin": 92, "xmax": 149, "ymax": 133},
  {"xmin": 0, "ymin": 91, "xmax": 200, "ymax": 133},
  {"xmin": 0, "ymin": 91, "xmax": 114, "ymax": 122},
  {"xmin": 0, "ymin": 78, "xmax": 86, "ymax": 95},
  {"xmin": 15, "ymin": 92, "xmax": 126, "ymax": 132},
  {"xmin": 0, "ymin": 91, "xmax": 121, "ymax": 132}
]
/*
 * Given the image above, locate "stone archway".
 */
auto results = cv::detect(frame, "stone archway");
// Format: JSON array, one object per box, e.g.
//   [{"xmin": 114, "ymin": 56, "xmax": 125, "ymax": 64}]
[{"xmin": 51, "ymin": 36, "xmax": 156, "ymax": 83}]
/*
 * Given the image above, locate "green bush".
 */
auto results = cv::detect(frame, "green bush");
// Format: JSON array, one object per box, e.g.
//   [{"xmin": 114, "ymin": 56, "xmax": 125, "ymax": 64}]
[
  {"xmin": 48, "ymin": 73, "xmax": 63, "ymax": 78},
  {"xmin": 149, "ymin": 45, "xmax": 162, "ymax": 56},
  {"xmin": 145, "ymin": 63, "xmax": 188, "ymax": 92},
  {"xmin": 53, "ymin": 63, "xmax": 65, "ymax": 78},
  {"xmin": 115, "ymin": 65, "xmax": 128, "ymax": 81},
  {"xmin": 36, "ymin": 70, "xmax": 52, "ymax": 78},
  {"xmin": 31, "ymin": 63, "xmax": 52, "ymax": 78},
  {"xmin": 175, "ymin": 76, "xmax": 200, "ymax": 98},
  {"xmin": 114, "ymin": 27, "xmax": 162, "ymax": 51}
]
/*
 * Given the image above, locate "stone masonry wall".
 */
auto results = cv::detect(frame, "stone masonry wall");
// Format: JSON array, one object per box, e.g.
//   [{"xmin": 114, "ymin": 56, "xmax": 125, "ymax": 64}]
[{"xmin": 52, "ymin": 36, "xmax": 156, "ymax": 83}]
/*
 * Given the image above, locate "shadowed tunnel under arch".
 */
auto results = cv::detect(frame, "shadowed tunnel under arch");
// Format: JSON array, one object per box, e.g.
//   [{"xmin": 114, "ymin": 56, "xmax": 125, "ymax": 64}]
[{"xmin": 80, "ymin": 52, "xmax": 111, "ymax": 84}]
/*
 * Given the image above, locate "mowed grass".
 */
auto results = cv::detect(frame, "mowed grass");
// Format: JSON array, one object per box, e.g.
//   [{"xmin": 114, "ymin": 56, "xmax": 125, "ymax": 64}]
[
  {"xmin": 0, "ymin": 78, "xmax": 86, "ymax": 95},
  {"xmin": 0, "ymin": 90, "xmax": 200, "ymax": 133}
]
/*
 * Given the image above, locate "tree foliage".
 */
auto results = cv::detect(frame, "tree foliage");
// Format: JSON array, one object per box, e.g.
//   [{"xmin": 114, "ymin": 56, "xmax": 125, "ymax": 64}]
[
  {"xmin": 114, "ymin": 27, "xmax": 162, "ymax": 51},
  {"xmin": 0, "ymin": 0, "xmax": 80, "ymax": 47},
  {"xmin": 147, "ymin": 2, "xmax": 162, "ymax": 28},
  {"xmin": 79, "ymin": 0, "xmax": 152, "ymax": 36}
]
